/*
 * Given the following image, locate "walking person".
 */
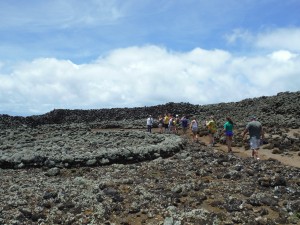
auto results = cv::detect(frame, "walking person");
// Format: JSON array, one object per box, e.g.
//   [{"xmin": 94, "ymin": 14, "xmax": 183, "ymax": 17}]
[
  {"xmin": 181, "ymin": 115, "xmax": 189, "ymax": 134},
  {"xmin": 224, "ymin": 117, "xmax": 234, "ymax": 153},
  {"xmin": 163, "ymin": 113, "xmax": 170, "ymax": 133},
  {"xmin": 158, "ymin": 115, "xmax": 164, "ymax": 134},
  {"xmin": 146, "ymin": 115, "xmax": 154, "ymax": 133},
  {"xmin": 168, "ymin": 115, "xmax": 175, "ymax": 134},
  {"xmin": 190, "ymin": 117, "xmax": 199, "ymax": 142},
  {"xmin": 206, "ymin": 115, "xmax": 217, "ymax": 146},
  {"xmin": 242, "ymin": 116, "xmax": 264, "ymax": 160},
  {"xmin": 174, "ymin": 115, "xmax": 180, "ymax": 134}
]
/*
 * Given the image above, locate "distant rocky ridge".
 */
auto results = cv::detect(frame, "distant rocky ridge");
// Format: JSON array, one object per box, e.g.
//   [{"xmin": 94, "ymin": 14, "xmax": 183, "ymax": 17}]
[{"xmin": 1, "ymin": 91, "xmax": 299, "ymax": 129}]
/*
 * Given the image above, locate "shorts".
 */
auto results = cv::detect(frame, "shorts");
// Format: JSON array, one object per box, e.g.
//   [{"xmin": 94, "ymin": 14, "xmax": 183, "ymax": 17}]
[
  {"xmin": 164, "ymin": 124, "xmax": 168, "ymax": 129},
  {"xmin": 192, "ymin": 127, "xmax": 198, "ymax": 134},
  {"xmin": 225, "ymin": 131, "xmax": 234, "ymax": 136},
  {"xmin": 158, "ymin": 123, "xmax": 163, "ymax": 128},
  {"xmin": 250, "ymin": 137, "xmax": 261, "ymax": 150}
]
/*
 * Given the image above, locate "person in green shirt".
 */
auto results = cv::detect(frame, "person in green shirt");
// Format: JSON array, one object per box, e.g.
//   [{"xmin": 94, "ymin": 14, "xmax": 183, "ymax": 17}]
[{"xmin": 223, "ymin": 117, "xmax": 234, "ymax": 153}]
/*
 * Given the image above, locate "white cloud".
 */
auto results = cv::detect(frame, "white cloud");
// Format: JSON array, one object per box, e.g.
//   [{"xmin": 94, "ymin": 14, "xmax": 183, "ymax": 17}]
[
  {"xmin": 0, "ymin": 45, "xmax": 299, "ymax": 116},
  {"xmin": 226, "ymin": 27, "xmax": 300, "ymax": 52},
  {"xmin": 255, "ymin": 28, "xmax": 300, "ymax": 51},
  {"xmin": 268, "ymin": 50, "xmax": 298, "ymax": 62},
  {"xmin": 228, "ymin": 50, "xmax": 300, "ymax": 93}
]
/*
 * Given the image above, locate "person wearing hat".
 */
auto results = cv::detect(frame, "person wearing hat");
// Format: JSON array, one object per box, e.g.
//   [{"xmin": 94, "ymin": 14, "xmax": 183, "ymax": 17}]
[
  {"xmin": 174, "ymin": 114, "xmax": 180, "ymax": 134},
  {"xmin": 146, "ymin": 115, "xmax": 154, "ymax": 133},
  {"xmin": 242, "ymin": 116, "xmax": 264, "ymax": 159}
]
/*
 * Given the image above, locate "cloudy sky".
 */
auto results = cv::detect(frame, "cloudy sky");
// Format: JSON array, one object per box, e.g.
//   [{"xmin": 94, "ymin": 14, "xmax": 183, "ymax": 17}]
[{"xmin": 0, "ymin": 0, "xmax": 299, "ymax": 116}]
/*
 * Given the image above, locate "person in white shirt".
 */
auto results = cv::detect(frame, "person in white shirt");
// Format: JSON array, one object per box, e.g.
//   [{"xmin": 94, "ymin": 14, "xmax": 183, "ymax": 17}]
[
  {"xmin": 146, "ymin": 115, "xmax": 154, "ymax": 133},
  {"xmin": 190, "ymin": 117, "xmax": 199, "ymax": 142}
]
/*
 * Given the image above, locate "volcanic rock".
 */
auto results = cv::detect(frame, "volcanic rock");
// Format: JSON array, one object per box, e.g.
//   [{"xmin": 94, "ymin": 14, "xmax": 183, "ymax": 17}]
[{"xmin": 0, "ymin": 91, "xmax": 299, "ymax": 224}]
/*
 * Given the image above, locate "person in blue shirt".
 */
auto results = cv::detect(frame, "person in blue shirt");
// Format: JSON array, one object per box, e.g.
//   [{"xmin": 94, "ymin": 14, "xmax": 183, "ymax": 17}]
[{"xmin": 180, "ymin": 115, "xmax": 189, "ymax": 134}]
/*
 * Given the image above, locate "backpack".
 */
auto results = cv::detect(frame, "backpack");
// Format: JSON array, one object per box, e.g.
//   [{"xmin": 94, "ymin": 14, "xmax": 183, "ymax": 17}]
[
  {"xmin": 181, "ymin": 118, "xmax": 188, "ymax": 127},
  {"xmin": 164, "ymin": 116, "xmax": 169, "ymax": 124},
  {"xmin": 191, "ymin": 120, "xmax": 198, "ymax": 131},
  {"xmin": 173, "ymin": 118, "xmax": 179, "ymax": 125},
  {"xmin": 207, "ymin": 120, "xmax": 217, "ymax": 133}
]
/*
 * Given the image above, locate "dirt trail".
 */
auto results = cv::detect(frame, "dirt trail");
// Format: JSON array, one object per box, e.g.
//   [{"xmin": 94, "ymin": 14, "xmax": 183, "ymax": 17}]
[
  {"xmin": 195, "ymin": 133, "xmax": 300, "ymax": 168},
  {"xmin": 151, "ymin": 128, "xmax": 300, "ymax": 168}
]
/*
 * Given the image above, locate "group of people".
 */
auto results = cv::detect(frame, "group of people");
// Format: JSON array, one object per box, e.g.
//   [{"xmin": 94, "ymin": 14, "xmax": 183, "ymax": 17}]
[
  {"xmin": 146, "ymin": 113, "xmax": 264, "ymax": 160},
  {"xmin": 155, "ymin": 114, "xmax": 189, "ymax": 135}
]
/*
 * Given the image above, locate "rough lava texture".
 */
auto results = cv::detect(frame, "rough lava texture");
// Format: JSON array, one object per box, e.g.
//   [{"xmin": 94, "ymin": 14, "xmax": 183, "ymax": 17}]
[
  {"xmin": 0, "ymin": 126, "xmax": 184, "ymax": 169},
  {"xmin": 0, "ymin": 91, "xmax": 299, "ymax": 225}
]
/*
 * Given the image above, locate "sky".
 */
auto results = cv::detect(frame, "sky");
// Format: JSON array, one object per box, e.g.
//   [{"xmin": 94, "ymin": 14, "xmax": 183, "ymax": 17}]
[{"xmin": 0, "ymin": 0, "xmax": 299, "ymax": 116}]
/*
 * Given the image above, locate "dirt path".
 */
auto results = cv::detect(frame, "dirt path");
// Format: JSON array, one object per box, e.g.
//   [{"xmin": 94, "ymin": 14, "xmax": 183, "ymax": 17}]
[
  {"xmin": 151, "ymin": 128, "xmax": 300, "ymax": 168},
  {"xmin": 195, "ymin": 133, "xmax": 300, "ymax": 168}
]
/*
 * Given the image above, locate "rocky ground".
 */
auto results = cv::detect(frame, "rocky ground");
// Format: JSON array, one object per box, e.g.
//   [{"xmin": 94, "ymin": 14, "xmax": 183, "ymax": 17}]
[{"xmin": 0, "ymin": 91, "xmax": 299, "ymax": 225}]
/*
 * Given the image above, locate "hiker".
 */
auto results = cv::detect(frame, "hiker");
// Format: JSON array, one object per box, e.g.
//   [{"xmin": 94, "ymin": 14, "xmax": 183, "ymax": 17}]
[
  {"xmin": 181, "ymin": 115, "xmax": 189, "ymax": 134},
  {"xmin": 168, "ymin": 115, "xmax": 175, "ymax": 134},
  {"xmin": 146, "ymin": 115, "xmax": 154, "ymax": 133},
  {"xmin": 174, "ymin": 115, "xmax": 180, "ymax": 134},
  {"xmin": 224, "ymin": 117, "xmax": 234, "ymax": 153},
  {"xmin": 158, "ymin": 115, "xmax": 164, "ymax": 134},
  {"xmin": 242, "ymin": 115, "xmax": 265, "ymax": 160},
  {"xmin": 163, "ymin": 113, "xmax": 170, "ymax": 133},
  {"xmin": 190, "ymin": 117, "xmax": 199, "ymax": 142},
  {"xmin": 206, "ymin": 115, "xmax": 217, "ymax": 146}
]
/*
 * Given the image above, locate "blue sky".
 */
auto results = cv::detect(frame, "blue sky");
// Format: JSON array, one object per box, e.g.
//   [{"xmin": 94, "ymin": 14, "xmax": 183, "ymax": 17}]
[{"xmin": 0, "ymin": 0, "xmax": 300, "ymax": 116}]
